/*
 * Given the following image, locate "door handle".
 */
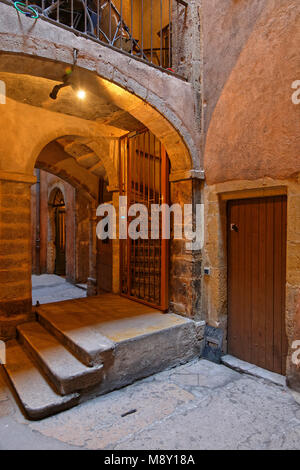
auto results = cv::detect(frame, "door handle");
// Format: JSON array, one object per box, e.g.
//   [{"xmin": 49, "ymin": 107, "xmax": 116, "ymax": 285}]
[{"xmin": 231, "ymin": 223, "xmax": 239, "ymax": 232}]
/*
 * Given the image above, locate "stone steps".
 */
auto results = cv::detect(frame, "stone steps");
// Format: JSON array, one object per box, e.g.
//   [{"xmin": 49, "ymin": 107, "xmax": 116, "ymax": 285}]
[
  {"xmin": 2, "ymin": 296, "xmax": 205, "ymax": 420},
  {"xmin": 18, "ymin": 322, "xmax": 104, "ymax": 395},
  {"xmin": 37, "ymin": 308, "xmax": 115, "ymax": 367},
  {"xmin": 2, "ymin": 341, "xmax": 80, "ymax": 420}
]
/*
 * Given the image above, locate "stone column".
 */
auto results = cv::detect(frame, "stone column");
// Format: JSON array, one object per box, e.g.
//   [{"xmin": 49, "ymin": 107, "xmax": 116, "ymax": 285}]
[
  {"xmin": 112, "ymin": 191, "xmax": 120, "ymax": 294},
  {"xmin": 169, "ymin": 177, "xmax": 203, "ymax": 319},
  {"xmin": 87, "ymin": 200, "xmax": 98, "ymax": 297},
  {"xmin": 0, "ymin": 172, "xmax": 36, "ymax": 340}
]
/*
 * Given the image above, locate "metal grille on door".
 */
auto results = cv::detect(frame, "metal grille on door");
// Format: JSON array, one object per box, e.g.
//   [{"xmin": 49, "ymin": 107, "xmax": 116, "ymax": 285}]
[{"xmin": 119, "ymin": 130, "xmax": 169, "ymax": 310}]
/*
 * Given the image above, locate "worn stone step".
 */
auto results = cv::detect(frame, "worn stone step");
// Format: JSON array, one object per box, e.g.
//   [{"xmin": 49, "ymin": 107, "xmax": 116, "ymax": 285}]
[
  {"xmin": 93, "ymin": 315, "xmax": 206, "ymax": 395},
  {"xmin": 221, "ymin": 355, "xmax": 286, "ymax": 387},
  {"xmin": 34, "ymin": 296, "xmax": 205, "ymax": 403},
  {"xmin": 36, "ymin": 304, "xmax": 115, "ymax": 367},
  {"xmin": 2, "ymin": 340, "xmax": 79, "ymax": 420},
  {"xmin": 18, "ymin": 322, "xmax": 105, "ymax": 395}
]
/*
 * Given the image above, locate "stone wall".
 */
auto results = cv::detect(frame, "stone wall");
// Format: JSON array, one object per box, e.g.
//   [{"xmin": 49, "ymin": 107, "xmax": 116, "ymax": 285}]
[
  {"xmin": 75, "ymin": 190, "xmax": 91, "ymax": 283},
  {"xmin": 0, "ymin": 175, "xmax": 35, "ymax": 340}
]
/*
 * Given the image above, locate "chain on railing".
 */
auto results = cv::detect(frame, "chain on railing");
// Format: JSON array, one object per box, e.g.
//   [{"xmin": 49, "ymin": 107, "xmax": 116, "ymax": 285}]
[{"xmin": 8, "ymin": 0, "xmax": 188, "ymax": 73}]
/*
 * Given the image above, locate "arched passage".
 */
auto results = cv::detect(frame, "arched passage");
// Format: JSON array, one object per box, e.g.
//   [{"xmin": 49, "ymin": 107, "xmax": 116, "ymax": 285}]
[
  {"xmin": 31, "ymin": 167, "xmax": 96, "ymax": 301},
  {"xmin": 0, "ymin": 34, "xmax": 201, "ymax": 337}
]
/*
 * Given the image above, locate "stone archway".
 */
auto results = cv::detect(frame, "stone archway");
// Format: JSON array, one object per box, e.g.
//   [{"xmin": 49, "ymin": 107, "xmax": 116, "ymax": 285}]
[
  {"xmin": 34, "ymin": 168, "xmax": 95, "ymax": 287},
  {"xmin": 0, "ymin": 7, "xmax": 203, "ymax": 337}
]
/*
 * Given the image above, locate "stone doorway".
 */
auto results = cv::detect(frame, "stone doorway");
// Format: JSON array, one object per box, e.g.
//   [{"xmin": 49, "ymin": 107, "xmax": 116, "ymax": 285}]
[{"xmin": 31, "ymin": 170, "xmax": 92, "ymax": 287}]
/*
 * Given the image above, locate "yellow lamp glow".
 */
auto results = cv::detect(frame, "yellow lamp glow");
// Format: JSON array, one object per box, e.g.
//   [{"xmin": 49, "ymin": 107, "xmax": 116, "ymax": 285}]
[{"xmin": 77, "ymin": 90, "xmax": 86, "ymax": 100}]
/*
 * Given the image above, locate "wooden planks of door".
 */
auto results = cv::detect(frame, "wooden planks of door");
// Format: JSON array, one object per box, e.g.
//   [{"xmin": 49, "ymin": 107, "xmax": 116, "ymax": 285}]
[{"xmin": 227, "ymin": 196, "xmax": 288, "ymax": 375}]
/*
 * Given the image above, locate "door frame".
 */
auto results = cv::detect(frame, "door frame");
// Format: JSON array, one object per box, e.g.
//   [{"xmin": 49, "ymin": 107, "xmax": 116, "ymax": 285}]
[
  {"xmin": 202, "ymin": 181, "xmax": 295, "ymax": 376},
  {"xmin": 54, "ymin": 202, "xmax": 66, "ymax": 276}
]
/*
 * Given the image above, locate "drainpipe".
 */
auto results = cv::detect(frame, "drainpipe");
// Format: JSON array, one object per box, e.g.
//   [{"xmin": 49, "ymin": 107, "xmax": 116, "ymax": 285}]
[{"xmin": 35, "ymin": 169, "xmax": 41, "ymax": 275}]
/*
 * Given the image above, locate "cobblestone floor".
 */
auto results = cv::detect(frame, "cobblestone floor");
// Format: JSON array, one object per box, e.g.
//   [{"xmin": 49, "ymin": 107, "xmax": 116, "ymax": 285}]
[{"xmin": 0, "ymin": 358, "xmax": 299, "ymax": 450}]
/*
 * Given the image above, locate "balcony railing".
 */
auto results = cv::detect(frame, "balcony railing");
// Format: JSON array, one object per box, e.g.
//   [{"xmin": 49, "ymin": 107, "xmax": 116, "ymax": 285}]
[{"xmin": 6, "ymin": 0, "xmax": 188, "ymax": 74}]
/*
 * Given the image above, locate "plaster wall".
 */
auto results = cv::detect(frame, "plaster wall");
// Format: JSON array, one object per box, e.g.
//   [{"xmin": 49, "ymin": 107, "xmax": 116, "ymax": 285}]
[
  {"xmin": 204, "ymin": 0, "xmax": 300, "ymax": 184},
  {"xmin": 201, "ymin": 0, "xmax": 300, "ymax": 390}
]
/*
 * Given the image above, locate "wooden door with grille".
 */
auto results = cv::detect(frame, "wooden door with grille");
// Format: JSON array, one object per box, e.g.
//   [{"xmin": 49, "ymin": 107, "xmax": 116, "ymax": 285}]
[
  {"xmin": 119, "ymin": 130, "xmax": 169, "ymax": 310},
  {"xmin": 227, "ymin": 196, "xmax": 288, "ymax": 375}
]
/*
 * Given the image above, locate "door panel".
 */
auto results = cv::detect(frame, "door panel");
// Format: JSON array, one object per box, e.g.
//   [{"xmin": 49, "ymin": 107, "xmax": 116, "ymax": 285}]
[
  {"xmin": 228, "ymin": 196, "xmax": 288, "ymax": 375},
  {"xmin": 55, "ymin": 207, "xmax": 66, "ymax": 276}
]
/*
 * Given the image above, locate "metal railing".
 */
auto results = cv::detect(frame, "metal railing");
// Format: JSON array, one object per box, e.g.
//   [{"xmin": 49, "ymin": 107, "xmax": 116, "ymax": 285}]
[{"xmin": 8, "ymin": 0, "xmax": 188, "ymax": 74}]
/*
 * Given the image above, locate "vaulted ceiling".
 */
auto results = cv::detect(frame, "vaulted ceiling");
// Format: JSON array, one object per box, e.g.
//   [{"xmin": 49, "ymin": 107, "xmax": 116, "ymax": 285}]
[{"xmin": 0, "ymin": 71, "xmax": 146, "ymax": 196}]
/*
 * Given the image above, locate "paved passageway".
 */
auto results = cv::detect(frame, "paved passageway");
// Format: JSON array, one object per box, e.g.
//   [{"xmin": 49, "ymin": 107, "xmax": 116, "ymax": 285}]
[{"xmin": 32, "ymin": 275, "xmax": 87, "ymax": 305}]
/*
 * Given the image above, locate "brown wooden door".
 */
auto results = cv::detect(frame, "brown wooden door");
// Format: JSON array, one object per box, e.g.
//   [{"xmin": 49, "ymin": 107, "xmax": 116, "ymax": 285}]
[
  {"xmin": 227, "ymin": 196, "xmax": 288, "ymax": 375},
  {"xmin": 55, "ymin": 206, "xmax": 66, "ymax": 276}
]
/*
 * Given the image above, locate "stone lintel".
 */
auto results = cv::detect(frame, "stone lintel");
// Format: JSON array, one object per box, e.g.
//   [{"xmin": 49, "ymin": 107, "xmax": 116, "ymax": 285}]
[
  {"xmin": 170, "ymin": 169, "xmax": 205, "ymax": 183},
  {"xmin": 0, "ymin": 171, "xmax": 37, "ymax": 185},
  {"xmin": 106, "ymin": 185, "xmax": 120, "ymax": 193}
]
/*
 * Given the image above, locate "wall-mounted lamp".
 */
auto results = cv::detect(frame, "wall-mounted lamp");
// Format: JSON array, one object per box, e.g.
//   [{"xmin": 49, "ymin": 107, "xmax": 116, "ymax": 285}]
[
  {"xmin": 49, "ymin": 48, "xmax": 84, "ymax": 101},
  {"xmin": 49, "ymin": 82, "xmax": 70, "ymax": 100}
]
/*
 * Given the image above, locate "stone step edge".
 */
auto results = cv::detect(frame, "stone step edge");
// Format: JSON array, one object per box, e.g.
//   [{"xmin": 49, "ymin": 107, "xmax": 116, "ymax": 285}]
[
  {"xmin": 221, "ymin": 354, "xmax": 286, "ymax": 387},
  {"xmin": 114, "ymin": 316, "xmax": 206, "ymax": 345},
  {"xmin": 36, "ymin": 309, "xmax": 115, "ymax": 367},
  {"xmin": 37, "ymin": 309, "xmax": 205, "ymax": 364},
  {"xmin": 17, "ymin": 323, "xmax": 104, "ymax": 396},
  {"xmin": 1, "ymin": 341, "xmax": 80, "ymax": 420}
]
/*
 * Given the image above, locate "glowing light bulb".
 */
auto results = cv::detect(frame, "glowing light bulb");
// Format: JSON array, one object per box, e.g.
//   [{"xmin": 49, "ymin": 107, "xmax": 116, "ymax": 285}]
[{"xmin": 77, "ymin": 90, "xmax": 86, "ymax": 100}]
